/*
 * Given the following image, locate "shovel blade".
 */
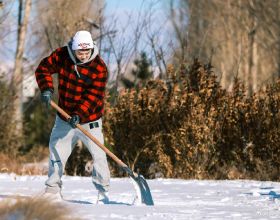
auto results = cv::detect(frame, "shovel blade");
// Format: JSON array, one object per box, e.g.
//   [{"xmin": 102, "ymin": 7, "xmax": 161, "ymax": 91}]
[
  {"xmin": 134, "ymin": 174, "xmax": 154, "ymax": 206},
  {"xmin": 123, "ymin": 167, "xmax": 154, "ymax": 206}
]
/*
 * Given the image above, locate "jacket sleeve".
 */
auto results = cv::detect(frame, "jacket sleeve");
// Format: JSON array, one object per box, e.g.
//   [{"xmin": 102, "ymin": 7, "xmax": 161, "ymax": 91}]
[
  {"xmin": 35, "ymin": 49, "xmax": 60, "ymax": 92},
  {"xmin": 74, "ymin": 56, "xmax": 108, "ymax": 119}
]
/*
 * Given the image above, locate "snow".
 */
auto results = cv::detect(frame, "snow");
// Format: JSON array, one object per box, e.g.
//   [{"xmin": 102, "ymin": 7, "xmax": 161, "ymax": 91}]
[{"xmin": 0, "ymin": 173, "xmax": 280, "ymax": 219}]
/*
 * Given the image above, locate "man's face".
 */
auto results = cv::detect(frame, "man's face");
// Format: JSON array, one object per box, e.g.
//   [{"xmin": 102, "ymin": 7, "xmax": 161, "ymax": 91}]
[{"xmin": 74, "ymin": 49, "xmax": 92, "ymax": 62}]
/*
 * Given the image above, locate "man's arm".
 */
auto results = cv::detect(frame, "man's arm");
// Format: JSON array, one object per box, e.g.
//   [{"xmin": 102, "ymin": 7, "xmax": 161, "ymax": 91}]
[
  {"xmin": 35, "ymin": 49, "xmax": 61, "ymax": 92},
  {"xmin": 35, "ymin": 48, "xmax": 61, "ymax": 108}
]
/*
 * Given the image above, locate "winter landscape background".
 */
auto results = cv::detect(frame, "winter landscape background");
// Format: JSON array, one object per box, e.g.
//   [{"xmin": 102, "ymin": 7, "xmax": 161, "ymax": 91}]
[{"xmin": 1, "ymin": 1, "xmax": 280, "ymax": 219}]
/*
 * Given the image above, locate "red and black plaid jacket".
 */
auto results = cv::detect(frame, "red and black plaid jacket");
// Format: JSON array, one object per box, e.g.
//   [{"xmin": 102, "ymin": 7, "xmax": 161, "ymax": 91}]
[{"xmin": 35, "ymin": 46, "xmax": 108, "ymax": 123}]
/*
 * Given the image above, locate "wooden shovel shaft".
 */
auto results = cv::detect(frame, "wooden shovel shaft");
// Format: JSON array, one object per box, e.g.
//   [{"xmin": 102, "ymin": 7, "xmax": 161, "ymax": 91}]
[{"xmin": 50, "ymin": 100, "xmax": 128, "ymax": 168}]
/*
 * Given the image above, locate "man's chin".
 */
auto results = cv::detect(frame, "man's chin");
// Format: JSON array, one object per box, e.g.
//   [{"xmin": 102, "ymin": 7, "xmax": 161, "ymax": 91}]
[{"xmin": 79, "ymin": 59, "xmax": 89, "ymax": 63}]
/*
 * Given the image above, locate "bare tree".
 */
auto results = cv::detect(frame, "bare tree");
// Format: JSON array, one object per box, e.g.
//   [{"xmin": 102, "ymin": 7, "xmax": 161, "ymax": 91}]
[
  {"xmin": 11, "ymin": 0, "xmax": 32, "ymax": 134},
  {"xmin": 104, "ymin": 0, "xmax": 170, "ymax": 91},
  {"xmin": 171, "ymin": 0, "xmax": 280, "ymax": 94},
  {"xmin": 145, "ymin": 1, "xmax": 169, "ymax": 79},
  {"xmin": 168, "ymin": 0, "xmax": 189, "ymax": 65},
  {"xmin": 0, "ymin": 1, "xmax": 17, "ymax": 61},
  {"xmin": 104, "ymin": 2, "xmax": 148, "ymax": 91},
  {"xmin": 34, "ymin": 0, "xmax": 104, "ymax": 53}
]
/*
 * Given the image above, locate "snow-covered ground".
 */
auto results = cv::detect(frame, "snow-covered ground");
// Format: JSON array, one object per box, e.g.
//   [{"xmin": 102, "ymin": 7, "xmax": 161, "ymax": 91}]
[{"xmin": 0, "ymin": 173, "xmax": 280, "ymax": 219}]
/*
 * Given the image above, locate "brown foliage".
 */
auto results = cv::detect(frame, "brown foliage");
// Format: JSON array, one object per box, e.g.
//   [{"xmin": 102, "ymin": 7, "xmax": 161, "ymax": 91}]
[{"xmin": 103, "ymin": 59, "xmax": 280, "ymax": 180}]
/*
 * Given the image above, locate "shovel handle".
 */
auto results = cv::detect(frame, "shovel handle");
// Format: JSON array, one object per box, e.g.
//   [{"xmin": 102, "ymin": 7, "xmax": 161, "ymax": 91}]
[{"xmin": 50, "ymin": 100, "xmax": 128, "ymax": 169}]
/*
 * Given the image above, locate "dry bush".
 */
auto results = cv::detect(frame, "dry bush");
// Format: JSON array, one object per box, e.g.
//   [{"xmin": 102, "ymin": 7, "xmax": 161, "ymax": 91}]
[
  {"xmin": 0, "ymin": 197, "xmax": 79, "ymax": 220},
  {"xmin": 0, "ymin": 146, "xmax": 49, "ymax": 175},
  {"xmin": 0, "ymin": 79, "xmax": 23, "ymax": 155},
  {"xmin": 103, "ymin": 59, "xmax": 280, "ymax": 180}
]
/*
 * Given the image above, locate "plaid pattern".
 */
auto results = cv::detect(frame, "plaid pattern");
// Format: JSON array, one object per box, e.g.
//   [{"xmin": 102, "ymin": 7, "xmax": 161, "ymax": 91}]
[{"xmin": 35, "ymin": 46, "xmax": 108, "ymax": 123}]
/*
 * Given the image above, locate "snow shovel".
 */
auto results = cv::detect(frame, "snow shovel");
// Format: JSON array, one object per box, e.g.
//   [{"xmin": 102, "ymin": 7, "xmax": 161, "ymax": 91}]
[{"xmin": 50, "ymin": 100, "xmax": 154, "ymax": 206}]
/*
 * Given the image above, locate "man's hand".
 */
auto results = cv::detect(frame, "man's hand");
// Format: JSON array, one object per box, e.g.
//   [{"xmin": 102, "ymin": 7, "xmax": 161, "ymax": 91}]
[
  {"xmin": 41, "ymin": 89, "xmax": 53, "ymax": 108},
  {"xmin": 68, "ymin": 115, "xmax": 80, "ymax": 128}
]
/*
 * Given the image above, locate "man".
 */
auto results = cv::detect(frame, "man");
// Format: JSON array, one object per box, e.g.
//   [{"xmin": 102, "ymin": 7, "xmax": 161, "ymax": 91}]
[{"xmin": 35, "ymin": 30, "xmax": 110, "ymax": 204}]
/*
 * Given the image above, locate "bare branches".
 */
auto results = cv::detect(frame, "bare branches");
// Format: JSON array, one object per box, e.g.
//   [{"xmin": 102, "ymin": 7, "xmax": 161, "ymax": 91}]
[
  {"xmin": 103, "ymin": 0, "xmax": 171, "ymax": 91},
  {"xmin": 172, "ymin": 0, "xmax": 280, "ymax": 93},
  {"xmin": 35, "ymin": 0, "xmax": 103, "ymax": 51}
]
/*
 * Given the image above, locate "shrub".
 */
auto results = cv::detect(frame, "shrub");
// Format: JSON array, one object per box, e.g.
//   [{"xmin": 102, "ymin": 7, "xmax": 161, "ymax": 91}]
[
  {"xmin": 103, "ymin": 59, "xmax": 280, "ymax": 180},
  {"xmin": 0, "ymin": 78, "xmax": 22, "ymax": 154}
]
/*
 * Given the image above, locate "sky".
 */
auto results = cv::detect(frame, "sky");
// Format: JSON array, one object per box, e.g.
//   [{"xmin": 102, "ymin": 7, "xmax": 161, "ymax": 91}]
[
  {"xmin": 1, "ymin": 173, "xmax": 280, "ymax": 219},
  {"xmin": 106, "ymin": 0, "xmax": 146, "ymax": 11},
  {"xmin": 104, "ymin": 0, "xmax": 166, "ymax": 32}
]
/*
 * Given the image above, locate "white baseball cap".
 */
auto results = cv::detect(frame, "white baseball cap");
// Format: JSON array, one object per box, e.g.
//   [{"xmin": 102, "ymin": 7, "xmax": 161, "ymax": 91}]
[{"xmin": 72, "ymin": 30, "xmax": 94, "ymax": 50}]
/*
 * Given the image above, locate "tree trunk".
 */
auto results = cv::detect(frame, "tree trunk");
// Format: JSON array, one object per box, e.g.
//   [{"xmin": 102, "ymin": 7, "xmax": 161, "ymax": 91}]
[
  {"xmin": 12, "ymin": 0, "xmax": 32, "ymax": 134},
  {"xmin": 277, "ymin": 0, "xmax": 280, "ymax": 78},
  {"xmin": 247, "ymin": 3, "xmax": 256, "ymax": 96}
]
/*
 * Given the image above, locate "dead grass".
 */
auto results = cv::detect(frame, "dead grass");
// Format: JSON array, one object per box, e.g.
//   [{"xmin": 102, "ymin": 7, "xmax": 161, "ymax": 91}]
[
  {"xmin": 0, "ymin": 197, "xmax": 80, "ymax": 220},
  {"xmin": 0, "ymin": 146, "xmax": 49, "ymax": 175}
]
